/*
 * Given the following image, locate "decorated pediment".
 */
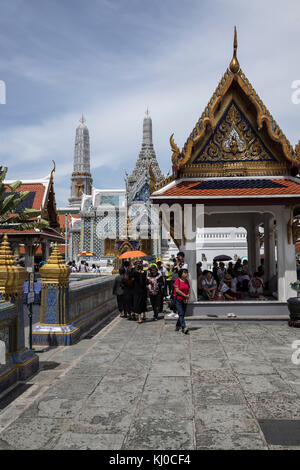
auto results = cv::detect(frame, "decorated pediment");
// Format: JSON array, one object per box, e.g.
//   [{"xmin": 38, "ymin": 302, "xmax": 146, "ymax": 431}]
[{"xmin": 193, "ymin": 101, "xmax": 276, "ymax": 165}]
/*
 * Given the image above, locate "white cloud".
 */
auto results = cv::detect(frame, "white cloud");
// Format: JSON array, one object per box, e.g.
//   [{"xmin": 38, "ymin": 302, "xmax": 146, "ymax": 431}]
[{"xmin": 1, "ymin": 0, "xmax": 300, "ymax": 206}]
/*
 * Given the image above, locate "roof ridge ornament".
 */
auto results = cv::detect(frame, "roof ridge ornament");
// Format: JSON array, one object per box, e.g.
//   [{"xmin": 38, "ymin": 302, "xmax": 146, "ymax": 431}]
[{"xmin": 229, "ymin": 26, "xmax": 240, "ymax": 74}]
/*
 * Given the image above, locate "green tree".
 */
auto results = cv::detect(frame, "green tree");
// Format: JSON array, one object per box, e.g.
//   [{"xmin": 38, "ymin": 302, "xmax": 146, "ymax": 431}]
[{"xmin": 0, "ymin": 166, "xmax": 48, "ymax": 231}]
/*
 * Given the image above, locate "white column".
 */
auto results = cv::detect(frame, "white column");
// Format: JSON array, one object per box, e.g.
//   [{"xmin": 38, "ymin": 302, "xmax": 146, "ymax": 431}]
[
  {"xmin": 181, "ymin": 205, "xmax": 197, "ymax": 301},
  {"xmin": 264, "ymin": 214, "xmax": 276, "ymax": 283},
  {"xmin": 246, "ymin": 223, "xmax": 255, "ymax": 275},
  {"xmin": 276, "ymin": 206, "xmax": 296, "ymax": 301},
  {"xmin": 254, "ymin": 225, "xmax": 261, "ymax": 271}
]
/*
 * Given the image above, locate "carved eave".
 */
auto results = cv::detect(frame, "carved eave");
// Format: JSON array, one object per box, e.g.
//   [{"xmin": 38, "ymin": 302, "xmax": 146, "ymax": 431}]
[
  {"xmin": 171, "ymin": 67, "xmax": 293, "ymax": 178},
  {"xmin": 41, "ymin": 162, "xmax": 60, "ymax": 229}
]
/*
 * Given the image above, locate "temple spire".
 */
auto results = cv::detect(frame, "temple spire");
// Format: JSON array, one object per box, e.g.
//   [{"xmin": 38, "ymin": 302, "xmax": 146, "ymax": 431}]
[
  {"xmin": 68, "ymin": 115, "xmax": 93, "ymax": 207},
  {"xmin": 229, "ymin": 26, "xmax": 240, "ymax": 73},
  {"xmin": 142, "ymin": 109, "xmax": 153, "ymax": 146}
]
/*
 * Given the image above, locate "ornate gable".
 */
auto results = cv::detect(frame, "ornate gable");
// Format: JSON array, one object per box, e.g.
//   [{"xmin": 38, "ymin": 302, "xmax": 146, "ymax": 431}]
[{"xmin": 159, "ymin": 27, "xmax": 297, "ymax": 186}]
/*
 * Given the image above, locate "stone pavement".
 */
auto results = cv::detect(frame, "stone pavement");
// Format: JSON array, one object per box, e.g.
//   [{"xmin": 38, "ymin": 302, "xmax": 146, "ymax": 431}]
[{"xmin": 0, "ymin": 315, "xmax": 300, "ymax": 450}]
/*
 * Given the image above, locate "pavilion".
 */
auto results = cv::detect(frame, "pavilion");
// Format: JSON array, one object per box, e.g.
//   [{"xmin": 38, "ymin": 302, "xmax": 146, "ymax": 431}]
[
  {"xmin": 151, "ymin": 28, "xmax": 300, "ymax": 314},
  {"xmin": 1, "ymin": 165, "xmax": 64, "ymax": 268}
]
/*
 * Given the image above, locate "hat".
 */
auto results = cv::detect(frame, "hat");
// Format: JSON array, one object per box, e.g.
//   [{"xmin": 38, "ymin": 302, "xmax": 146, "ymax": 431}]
[
  {"xmin": 150, "ymin": 263, "xmax": 158, "ymax": 269},
  {"xmin": 224, "ymin": 274, "xmax": 232, "ymax": 281},
  {"xmin": 156, "ymin": 258, "xmax": 162, "ymax": 263}
]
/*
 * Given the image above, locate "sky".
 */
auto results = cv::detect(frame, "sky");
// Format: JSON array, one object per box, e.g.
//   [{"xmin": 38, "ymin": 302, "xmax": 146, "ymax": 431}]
[{"xmin": 0, "ymin": 0, "xmax": 300, "ymax": 205}]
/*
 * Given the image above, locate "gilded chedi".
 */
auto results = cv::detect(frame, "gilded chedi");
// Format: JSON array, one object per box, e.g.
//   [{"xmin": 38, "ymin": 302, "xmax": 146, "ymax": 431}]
[
  {"xmin": 0, "ymin": 234, "xmax": 27, "ymax": 298},
  {"xmin": 39, "ymin": 243, "xmax": 69, "ymax": 286}
]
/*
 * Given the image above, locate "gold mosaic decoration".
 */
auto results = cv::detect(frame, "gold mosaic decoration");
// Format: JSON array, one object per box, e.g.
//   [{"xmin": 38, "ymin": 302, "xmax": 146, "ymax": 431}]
[{"xmin": 195, "ymin": 102, "xmax": 275, "ymax": 163}]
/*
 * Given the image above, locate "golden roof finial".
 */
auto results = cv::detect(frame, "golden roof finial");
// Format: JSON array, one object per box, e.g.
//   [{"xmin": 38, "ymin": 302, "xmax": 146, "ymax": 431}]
[
  {"xmin": 0, "ymin": 234, "xmax": 27, "ymax": 297},
  {"xmin": 145, "ymin": 108, "xmax": 150, "ymax": 117},
  {"xmin": 39, "ymin": 242, "xmax": 70, "ymax": 286},
  {"xmin": 80, "ymin": 114, "xmax": 86, "ymax": 125},
  {"xmin": 229, "ymin": 26, "xmax": 240, "ymax": 74},
  {"xmin": 0, "ymin": 234, "xmax": 15, "ymax": 267}
]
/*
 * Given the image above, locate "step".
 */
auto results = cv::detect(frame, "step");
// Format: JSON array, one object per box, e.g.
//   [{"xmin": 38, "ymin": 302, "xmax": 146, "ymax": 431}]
[{"xmin": 164, "ymin": 314, "xmax": 289, "ymax": 324}]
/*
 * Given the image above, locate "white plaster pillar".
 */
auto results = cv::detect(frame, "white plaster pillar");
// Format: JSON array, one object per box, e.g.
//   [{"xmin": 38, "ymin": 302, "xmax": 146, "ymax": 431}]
[
  {"xmin": 181, "ymin": 205, "xmax": 197, "ymax": 301},
  {"xmin": 264, "ymin": 214, "xmax": 276, "ymax": 283},
  {"xmin": 246, "ymin": 223, "xmax": 255, "ymax": 275},
  {"xmin": 276, "ymin": 206, "xmax": 296, "ymax": 301},
  {"xmin": 254, "ymin": 226, "xmax": 261, "ymax": 271}
]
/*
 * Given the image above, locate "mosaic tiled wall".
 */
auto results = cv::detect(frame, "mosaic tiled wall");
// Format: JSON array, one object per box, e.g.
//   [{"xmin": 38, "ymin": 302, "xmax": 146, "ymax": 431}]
[
  {"xmin": 72, "ymin": 231, "xmax": 80, "ymax": 259},
  {"xmin": 83, "ymin": 218, "xmax": 91, "ymax": 251}
]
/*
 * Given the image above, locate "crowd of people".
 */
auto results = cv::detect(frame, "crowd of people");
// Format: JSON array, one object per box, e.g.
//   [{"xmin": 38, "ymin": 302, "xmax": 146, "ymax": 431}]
[
  {"xmin": 112, "ymin": 252, "xmax": 190, "ymax": 334},
  {"xmin": 197, "ymin": 258, "xmax": 267, "ymax": 300},
  {"xmin": 67, "ymin": 260, "xmax": 101, "ymax": 273}
]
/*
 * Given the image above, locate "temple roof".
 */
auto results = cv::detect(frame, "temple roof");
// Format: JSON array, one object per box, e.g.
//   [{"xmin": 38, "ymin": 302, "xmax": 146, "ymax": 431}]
[
  {"xmin": 158, "ymin": 28, "xmax": 298, "ymax": 190},
  {"xmin": 152, "ymin": 176, "xmax": 300, "ymax": 203},
  {"xmin": 2, "ymin": 165, "xmax": 60, "ymax": 235}
]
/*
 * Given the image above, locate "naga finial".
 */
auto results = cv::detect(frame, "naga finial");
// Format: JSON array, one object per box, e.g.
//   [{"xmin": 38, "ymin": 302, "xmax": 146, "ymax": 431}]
[
  {"xmin": 229, "ymin": 26, "xmax": 240, "ymax": 74},
  {"xmin": 50, "ymin": 160, "xmax": 56, "ymax": 179},
  {"xmin": 170, "ymin": 133, "xmax": 180, "ymax": 165}
]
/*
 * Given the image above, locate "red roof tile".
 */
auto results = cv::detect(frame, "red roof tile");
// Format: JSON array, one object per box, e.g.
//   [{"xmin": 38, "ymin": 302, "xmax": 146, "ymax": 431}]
[
  {"xmin": 153, "ymin": 178, "xmax": 300, "ymax": 198},
  {"xmin": 4, "ymin": 183, "xmax": 47, "ymax": 210}
]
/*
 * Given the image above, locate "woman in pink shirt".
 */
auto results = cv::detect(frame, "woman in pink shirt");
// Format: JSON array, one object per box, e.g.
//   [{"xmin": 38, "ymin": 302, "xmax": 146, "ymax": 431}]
[{"xmin": 174, "ymin": 269, "xmax": 190, "ymax": 334}]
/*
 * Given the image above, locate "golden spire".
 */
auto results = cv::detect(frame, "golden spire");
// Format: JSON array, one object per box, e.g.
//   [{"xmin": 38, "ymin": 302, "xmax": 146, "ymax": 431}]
[
  {"xmin": 0, "ymin": 235, "xmax": 15, "ymax": 267},
  {"xmin": 39, "ymin": 243, "xmax": 69, "ymax": 286},
  {"xmin": 0, "ymin": 235, "xmax": 27, "ymax": 297},
  {"xmin": 145, "ymin": 108, "xmax": 150, "ymax": 117},
  {"xmin": 79, "ymin": 114, "xmax": 86, "ymax": 125},
  {"xmin": 229, "ymin": 26, "xmax": 240, "ymax": 74}
]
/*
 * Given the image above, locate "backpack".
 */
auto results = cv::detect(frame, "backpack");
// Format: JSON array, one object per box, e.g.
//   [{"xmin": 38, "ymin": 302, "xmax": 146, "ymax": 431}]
[{"xmin": 147, "ymin": 275, "xmax": 159, "ymax": 296}]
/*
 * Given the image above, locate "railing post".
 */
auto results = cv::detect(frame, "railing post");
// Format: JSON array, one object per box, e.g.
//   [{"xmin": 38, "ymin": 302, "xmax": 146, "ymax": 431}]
[
  {"xmin": 33, "ymin": 243, "xmax": 76, "ymax": 346},
  {"xmin": 0, "ymin": 235, "xmax": 39, "ymax": 383}
]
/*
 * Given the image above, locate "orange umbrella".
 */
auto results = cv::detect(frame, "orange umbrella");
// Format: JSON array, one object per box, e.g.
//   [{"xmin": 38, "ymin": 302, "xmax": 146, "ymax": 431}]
[{"xmin": 119, "ymin": 250, "xmax": 147, "ymax": 259}]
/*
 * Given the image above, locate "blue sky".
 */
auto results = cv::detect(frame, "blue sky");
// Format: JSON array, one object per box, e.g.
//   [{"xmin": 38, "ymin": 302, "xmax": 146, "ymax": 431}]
[{"xmin": 0, "ymin": 0, "xmax": 300, "ymax": 205}]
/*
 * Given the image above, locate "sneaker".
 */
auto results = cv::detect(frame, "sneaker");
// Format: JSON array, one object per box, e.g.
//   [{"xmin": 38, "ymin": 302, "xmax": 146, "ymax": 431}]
[
  {"xmin": 175, "ymin": 326, "xmax": 180, "ymax": 332},
  {"xmin": 183, "ymin": 328, "xmax": 189, "ymax": 335}
]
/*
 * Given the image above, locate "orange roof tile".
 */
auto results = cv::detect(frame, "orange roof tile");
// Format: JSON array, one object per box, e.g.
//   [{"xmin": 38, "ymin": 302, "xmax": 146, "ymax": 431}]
[
  {"xmin": 4, "ymin": 183, "xmax": 47, "ymax": 211},
  {"xmin": 153, "ymin": 178, "xmax": 300, "ymax": 198}
]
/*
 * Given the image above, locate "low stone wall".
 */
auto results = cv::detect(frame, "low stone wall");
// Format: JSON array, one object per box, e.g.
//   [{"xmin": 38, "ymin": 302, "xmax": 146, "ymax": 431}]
[
  {"xmin": 33, "ymin": 276, "xmax": 117, "ymax": 346},
  {"xmin": 0, "ymin": 301, "xmax": 39, "ymax": 393}
]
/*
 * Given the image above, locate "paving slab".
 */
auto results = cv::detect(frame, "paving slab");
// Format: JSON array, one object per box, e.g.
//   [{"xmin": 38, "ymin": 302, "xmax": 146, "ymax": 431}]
[{"xmin": 1, "ymin": 318, "xmax": 300, "ymax": 449}]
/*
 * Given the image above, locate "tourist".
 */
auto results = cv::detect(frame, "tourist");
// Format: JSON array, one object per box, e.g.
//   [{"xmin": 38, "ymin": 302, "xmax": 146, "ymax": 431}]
[
  {"xmin": 172, "ymin": 252, "xmax": 188, "ymax": 280},
  {"xmin": 197, "ymin": 269, "xmax": 206, "ymax": 298},
  {"xmin": 113, "ymin": 268, "xmax": 125, "ymax": 317},
  {"xmin": 197, "ymin": 261, "xmax": 203, "ymax": 278},
  {"xmin": 237, "ymin": 267, "xmax": 250, "ymax": 292},
  {"xmin": 242, "ymin": 259, "xmax": 249, "ymax": 274},
  {"xmin": 131, "ymin": 260, "xmax": 147, "ymax": 324},
  {"xmin": 217, "ymin": 262, "xmax": 226, "ymax": 284},
  {"xmin": 297, "ymin": 260, "xmax": 300, "ymax": 281},
  {"xmin": 202, "ymin": 271, "xmax": 217, "ymax": 300},
  {"xmin": 147, "ymin": 264, "xmax": 164, "ymax": 321},
  {"xmin": 212, "ymin": 261, "xmax": 219, "ymax": 286},
  {"xmin": 227, "ymin": 262, "xmax": 234, "ymax": 277},
  {"xmin": 165, "ymin": 263, "xmax": 173, "ymax": 297},
  {"xmin": 219, "ymin": 274, "xmax": 241, "ymax": 300},
  {"xmin": 174, "ymin": 268, "xmax": 190, "ymax": 334},
  {"xmin": 156, "ymin": 258, "xmax": 167, "ymax": 312},
  {"xmin": 122, "ymin": 267, "xmax": 134, "ymax": 320},
  {"xmin": 249, "ymin": 272, "xmax": 264, "ymax": 297}
]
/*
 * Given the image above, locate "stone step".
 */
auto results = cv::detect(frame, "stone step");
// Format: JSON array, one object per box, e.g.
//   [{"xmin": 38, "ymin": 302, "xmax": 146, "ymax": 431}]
[{"xmin": 164, "ymin": 314, "xmax": 289, "ymax": 324}]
